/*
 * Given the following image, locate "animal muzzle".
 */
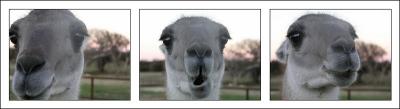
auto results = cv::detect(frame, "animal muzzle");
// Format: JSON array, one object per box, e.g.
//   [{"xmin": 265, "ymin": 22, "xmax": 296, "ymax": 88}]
[
  {"xmin": 184, "ymin": 43, "xmax": 213, "ymax": 98},
  {"xmin": 13, "ymin": 55, "xmax": 54, "ymax": 100},
  {"xmin": 188, "ymin": 64, "xmax": 211, "ymax": 98},
  {"xmin": 323, "ymin": 39, "xmax": 360, "ymax": 87},
  {"xmin": 191, "ymin": 64, "xmax": 208, "ymax": 86}
]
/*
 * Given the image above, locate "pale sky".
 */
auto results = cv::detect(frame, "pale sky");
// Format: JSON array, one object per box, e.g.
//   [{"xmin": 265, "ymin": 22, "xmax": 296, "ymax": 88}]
[
  {"xmin": 9, "ymin": 10, "xmax": 130, "ymax": 39},
  {"xmin": 270, "ymin": 10, "xmax": 392, "ymax": 61},
  {"xmin": 140, "ymin": 10, "xmax": 260, "ymax": 61}
]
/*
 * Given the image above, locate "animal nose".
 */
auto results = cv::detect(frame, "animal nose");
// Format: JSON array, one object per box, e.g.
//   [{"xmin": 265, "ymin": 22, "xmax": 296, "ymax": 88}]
[
  {"xmin": 16, "ymin": 56, "xmax": 45, "ymax": 74},
  {"xmin": 186, "ymin": 44, "xmax": 212, "ymax": 58},
  {"xmin": 331, "ymin": 38, "xmax": 356, "ymax": 54}
]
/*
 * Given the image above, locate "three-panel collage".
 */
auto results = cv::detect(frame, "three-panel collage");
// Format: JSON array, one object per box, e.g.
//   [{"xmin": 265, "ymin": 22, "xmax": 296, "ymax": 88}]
[{"xmin": 1, "ymin": 0, "xmax": 399, "ymax": 108}]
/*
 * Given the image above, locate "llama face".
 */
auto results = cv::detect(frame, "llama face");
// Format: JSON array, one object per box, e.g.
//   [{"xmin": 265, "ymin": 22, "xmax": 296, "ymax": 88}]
[
  {"xmin": 278, "ymin": 14, "xmax": 360, "ymax": 87},
  {"xmin": 160, "ymin": 17, "xmax": 230, "ymax": 99},
  {"xmin": 10, "ymin": 10, "xmax": 88, "ymax": 100}
]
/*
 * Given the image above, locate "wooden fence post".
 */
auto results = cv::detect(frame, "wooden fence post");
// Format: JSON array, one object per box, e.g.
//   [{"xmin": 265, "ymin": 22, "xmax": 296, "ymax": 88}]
[
  {"xmin": 246, "ymin": 88, "xmax": 249, "ymax": 100},
  {"xmin": 347, "ymin": 89, "xmax": 351, "ymax": 100},
  {"xmin": 90, "ymin": 77, "xmax": 94, "ymax": 100}
]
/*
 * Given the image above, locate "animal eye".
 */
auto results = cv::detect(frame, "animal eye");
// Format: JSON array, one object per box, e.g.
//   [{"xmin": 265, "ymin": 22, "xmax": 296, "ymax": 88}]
[
  {"xmin": 9, "ymin": 32, "xmax": 18, "ymax": 45},
  {"xmin": 287, "ymin": 31, "xmax": 304, "ymax": 48},
  {"xmin": 162, "ymin": 37, "xmax": 173, "ymax": 48}
]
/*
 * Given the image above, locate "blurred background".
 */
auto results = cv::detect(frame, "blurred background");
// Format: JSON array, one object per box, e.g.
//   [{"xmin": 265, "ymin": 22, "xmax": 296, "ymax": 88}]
[
  {"xmin": 9, "ymin": 10, "xmax": 131, "ymax": 100},
  {"xmin": 270, "ymin": 10, "xmax": 392, "ymax": 100},
  {"xmin": 139, "ymin": 10, "xmax": 261, "ymax": 100}
]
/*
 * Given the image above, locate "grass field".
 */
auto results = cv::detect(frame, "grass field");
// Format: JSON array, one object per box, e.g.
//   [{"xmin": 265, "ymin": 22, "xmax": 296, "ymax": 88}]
[{"xmin": 80, "ymin": 78, "xmax": 130, "ymax": 100}]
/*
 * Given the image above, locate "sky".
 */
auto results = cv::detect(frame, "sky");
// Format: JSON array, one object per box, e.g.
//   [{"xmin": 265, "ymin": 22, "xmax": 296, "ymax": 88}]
[
  {"xmin": 140, "ymin": 10, "xmax": 260, "ymax": 61},
  {"xmin": 270, "ymin": 10, "xmax": 392, "ymax": 61},
  {"xmin": 9, "ymin": 10, "xmax": 130, "ymax": 40}
]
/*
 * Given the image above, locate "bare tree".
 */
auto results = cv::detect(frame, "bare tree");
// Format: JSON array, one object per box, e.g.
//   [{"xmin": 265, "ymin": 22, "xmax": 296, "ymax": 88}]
[{"xmin": 355, "ymin": 40, "xmax": 389, "ymax": 83}]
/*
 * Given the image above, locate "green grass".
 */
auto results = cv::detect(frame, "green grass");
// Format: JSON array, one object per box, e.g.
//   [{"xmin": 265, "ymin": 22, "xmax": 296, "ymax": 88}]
[{"xmin": 80, "ymin": 78, "xmax": 130, "ymax": 100}]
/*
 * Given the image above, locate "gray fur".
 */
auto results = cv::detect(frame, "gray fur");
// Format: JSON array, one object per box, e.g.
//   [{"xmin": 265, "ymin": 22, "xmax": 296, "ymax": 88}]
[
  {"xmin": 10, "ymin": 10, "xmax": 88, "ymax": 100},
  {"xmin": 160, "ymin": 17, "xmax": 230, "ymax": 100},
  {"xmin": 277, "ymin": 14, "xmax": 360, "ymax": 100}
]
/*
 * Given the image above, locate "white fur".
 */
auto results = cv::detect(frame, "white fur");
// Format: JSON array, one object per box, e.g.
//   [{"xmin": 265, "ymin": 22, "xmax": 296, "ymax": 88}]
[{"xmin": 282, "ymin": 62, "xmax": 339, "ymax": 100}]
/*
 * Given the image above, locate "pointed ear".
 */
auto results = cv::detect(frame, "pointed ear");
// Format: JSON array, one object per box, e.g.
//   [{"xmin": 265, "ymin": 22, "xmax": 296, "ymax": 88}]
[{"xmin": 276, "ymin": 39, "xmax": 289, "ymax": 63}]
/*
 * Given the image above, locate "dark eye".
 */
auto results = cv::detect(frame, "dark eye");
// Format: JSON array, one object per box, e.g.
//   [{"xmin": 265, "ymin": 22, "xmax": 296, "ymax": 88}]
[
  {"xmin": 287, "ymin": 31, "xmax": 304, "ymax": 48},
  {"xmin": 9, "ymin": 32, "xmax": 18, "ymax": 45},
  {"xmin": 70, "ymin": 25, "xmax": 88, "ymax": 53},
  {"xmin": 74, "ymin": 33, "xmax": 86, "ymax": 41},
  {"xmin": 162, "ymin": 36, "xmax": 173, "ymax": 48}
]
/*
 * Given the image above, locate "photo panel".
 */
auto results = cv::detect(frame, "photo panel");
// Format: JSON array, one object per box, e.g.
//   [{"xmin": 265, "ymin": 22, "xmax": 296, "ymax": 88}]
[
  {"xmin": 139, "ymin": 9, "xmax": 261, "ymax": 101},
  {"xmin": 269, "ymin": 9, "xmax": 392, "ymax": 101},
  {"xmin": 8, "ymin": 9, "xmax": 131, "ymax": 100}
]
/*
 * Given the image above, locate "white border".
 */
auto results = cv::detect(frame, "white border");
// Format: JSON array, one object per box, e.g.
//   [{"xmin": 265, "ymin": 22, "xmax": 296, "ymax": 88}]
[{"xmin": 1, "ymin": 1, "xmax": 399, "ymax": 108}]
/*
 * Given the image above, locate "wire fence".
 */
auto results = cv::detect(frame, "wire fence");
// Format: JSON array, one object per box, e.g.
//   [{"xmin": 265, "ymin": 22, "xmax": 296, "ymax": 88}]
[{"xmin": 80, "ymin": 75, "xmax": 130, "ymax": 100}]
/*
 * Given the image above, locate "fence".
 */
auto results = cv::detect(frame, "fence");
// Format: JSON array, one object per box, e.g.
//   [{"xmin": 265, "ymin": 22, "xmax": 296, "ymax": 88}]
[
  {"xmin": 270, "ymin": 87, "xmax": 391, "ymax": 100},
  {"xmin": 140, "ymin": 84, "xmax": 261, "ymax": 100},
  {"xmin": 81, "ymin": 75, "xmax": 130, "ymax": 100},
  {"xmin": 223, "ymin": 86, "xmax": 261, "ymax": 100}
]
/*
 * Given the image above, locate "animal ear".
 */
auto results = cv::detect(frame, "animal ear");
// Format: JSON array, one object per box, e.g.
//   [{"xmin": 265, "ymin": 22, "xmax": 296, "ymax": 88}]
[
  {"xmin": 159, "ymin": 26, "xmax": 174, "ymax": 54},
  {"xmin": 276, "ymin": 40, "xmax": 289, "ymax": 63},
  {"xmin": 219, "ymin": 26, "xmax": 231, "ymax": 51}
]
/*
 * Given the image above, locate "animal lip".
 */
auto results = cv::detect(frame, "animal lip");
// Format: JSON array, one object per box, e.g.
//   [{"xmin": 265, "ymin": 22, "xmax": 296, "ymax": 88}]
[
  {"xmin": 322, "ymin": 65, "xmax": 355, "ymax": 78},
  {"xmin": 22, "ymin": 77, "xmax": 54, "ymax": 100}
]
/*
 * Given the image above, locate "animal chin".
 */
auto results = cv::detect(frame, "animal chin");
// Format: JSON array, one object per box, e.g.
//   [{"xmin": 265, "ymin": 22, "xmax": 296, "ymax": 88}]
[{"xmin": 21, "ymin": 78, "xmax": 54, "ymax": 100}]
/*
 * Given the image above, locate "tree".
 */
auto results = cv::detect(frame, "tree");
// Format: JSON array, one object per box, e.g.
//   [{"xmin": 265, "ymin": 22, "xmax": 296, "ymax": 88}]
[
  {"xmin": 224, "ymin": 39, "xmax": 261, "ymax": 84},
  {"xmin": 85, "ymin": 29, "xmax": 130, "ymax": 73},
  {"xmin": 355, "ymin": 40, "xmax": 389, "ymax": 84},
  {"xmin": 225, "ymin": 39, "xmax": 260, "ymax": 62}
]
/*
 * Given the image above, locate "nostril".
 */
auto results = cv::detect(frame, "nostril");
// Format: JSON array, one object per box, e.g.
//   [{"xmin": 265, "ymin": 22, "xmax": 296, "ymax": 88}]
[
  {"xmin": 187, "ymin": 45, "xmax": 212, "ymax": 58},
  {"xmin": 204, "ymin": 49, "xmax": 212, "ymax": 57},
  {"xmin": 187, "ymin": 48, "xmax": 197, "ymax": 57},
  {"xmin": 16, "ymin": 56, "xmax": 45, "ymax": 74}
]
